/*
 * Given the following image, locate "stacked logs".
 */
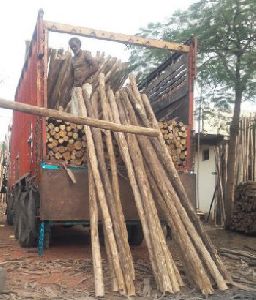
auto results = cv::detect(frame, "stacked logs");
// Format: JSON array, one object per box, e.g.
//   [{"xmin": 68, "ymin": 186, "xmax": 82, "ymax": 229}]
[
  {"xmin": 236, "ymin": 115, "xmax": 256, "ymax": 183},
  {"xmin": 231, "ymin": 182, "xmax": 256, "ymax": 234},
  {"xmin": 47, "ymin": 50, "xmax": 74, "ymax": 109},
  {"xmin": 44, "ymin": 47, "xmax": 229, "ymax": 296},
  {"xmin": 213, "ymin": 114, "xmax": 256, "ymax": 224},
  {"xmin": 45, "ymin": 118, "xmax": 122, "ymax": 166},
  {"xmin": 64, "ymin": 73, "xmax": 229, "ymax": 297},
  {"xmin": 158, "ymin": 120, "xmax": 187, "ymax": 167},
  {"xmin": 47, "ymin": 49, "xmax": 128, "ymax": 110},
  {"xmin": 46, "ymin": 118, "xmax": 86, "ymax": 165},
  {"xmin": 46, "ymin": 49, "xmax": 128, "ymax": 166}
]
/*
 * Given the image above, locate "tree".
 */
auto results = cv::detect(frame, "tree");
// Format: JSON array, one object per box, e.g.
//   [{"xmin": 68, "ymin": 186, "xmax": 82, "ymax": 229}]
[{"xmin": 128, "ymin": 0, "xmax": 256, "ymax": 228}]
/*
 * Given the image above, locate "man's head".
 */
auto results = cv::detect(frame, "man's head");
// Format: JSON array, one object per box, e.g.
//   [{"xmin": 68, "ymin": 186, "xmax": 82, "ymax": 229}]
[{"xmin": 69, "ymin": 37, "xmax": 82, "ymax": 56}]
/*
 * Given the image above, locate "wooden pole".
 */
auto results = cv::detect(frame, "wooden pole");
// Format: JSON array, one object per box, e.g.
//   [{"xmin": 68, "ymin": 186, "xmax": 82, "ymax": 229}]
[
  {"xmin": 139, "ymin": 92, "xmax": 231, "ymax": 282},
  {"xmin": 45, "ymin": 21, "xmax": 190, "ymax": 53},
  {"xmin": 73, "ymin": 87, "xmax": 125, "ymax": 293},
  {"xmin": 98, "ymin": 75, "xmax": 135, "ymax": 282},
  {"xmin": 88, "ymin": 162, "xmax": 104, "ymax": 297},
  {"xmin": 125, "ymin": 77, "xmax": 230, "ymax": 284},
  {"xmin": 106, "ymin": 88, "xmax": 161, "ymax": 290},
  {"xmin": 119, "ymin": 91, "xmax": 183, "ymax": 293},
  {"xmin": 117, "ymin": 95, "xmax": 176, "ymax": 293},
  {"xmin": 86, "ymin": 90, "xmax": 118, "ymax": 292},
  {"xmin": 83, "ymin": 81, "xmax": 135, "ymax": 296},
  {"xmin": 121, "ymin": 90, "xmax": 220, "ymax": 294},
  {"xmin": 0, "ymin": 97, "xmax": 160, "ymax": 137}
]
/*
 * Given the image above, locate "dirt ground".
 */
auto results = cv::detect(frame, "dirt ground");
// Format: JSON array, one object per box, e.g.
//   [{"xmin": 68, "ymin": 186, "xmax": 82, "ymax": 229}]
[{"xmin": 0, "ymin": 201, "xmax": 255, "ymax": 300}]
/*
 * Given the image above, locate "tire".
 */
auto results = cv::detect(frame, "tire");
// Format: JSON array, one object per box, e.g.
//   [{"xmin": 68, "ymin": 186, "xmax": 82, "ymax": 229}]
[
  {"xmin": 6, "ymin": 193, "xmax": 14, "ymax": 226},
  {"xmin": 16, "ymin": 190, "xmax": 38, "ymax": 248},
  {"xmin": 13, "ymin": 191, "xmax": 22, "ymax": 240},
  {"xmin": 127, "ymin": 223, "xmax": 144, "ymax": 246},
  {"xmin": 44, "ymin": 224, "xmax": 51, "ymax": 249}
]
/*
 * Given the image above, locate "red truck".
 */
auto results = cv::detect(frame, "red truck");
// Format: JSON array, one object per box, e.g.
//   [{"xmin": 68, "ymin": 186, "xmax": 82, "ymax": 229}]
[{"xmin": 5, "ymin": 10, "xmax": 196, "ymax": 252}]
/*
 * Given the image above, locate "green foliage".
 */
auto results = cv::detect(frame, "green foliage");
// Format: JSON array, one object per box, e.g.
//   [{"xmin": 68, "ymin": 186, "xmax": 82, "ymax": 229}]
[{"xmin": 128, "ymin": 0, "xmax": 256, "ymax": 122}]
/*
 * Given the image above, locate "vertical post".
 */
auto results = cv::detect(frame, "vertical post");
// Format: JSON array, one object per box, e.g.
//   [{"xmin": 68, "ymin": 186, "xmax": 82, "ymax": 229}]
[
  {"xmin": 186, "ymin": 37, "xmax": 197, "ymax": 171},
  {"xmin": 36, "ymin": 9, "xmax": 47, "ymax": 161},
  {"xmin": 196, "ymin": 88, "xmax": 202, "ymax": 211},
  {"xmin": 42, "ymin": 28, "xmax": 49, "ymax": 159},
  {"xmin": 38, "ymin": 221, "xmax": 45, "ymax": 256}
]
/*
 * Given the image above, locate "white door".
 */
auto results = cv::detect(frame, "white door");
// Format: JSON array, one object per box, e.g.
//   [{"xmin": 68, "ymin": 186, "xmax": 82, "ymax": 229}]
[{"xmin": 196, "ymin": 146, "xmax": 216, "ymax": 213}]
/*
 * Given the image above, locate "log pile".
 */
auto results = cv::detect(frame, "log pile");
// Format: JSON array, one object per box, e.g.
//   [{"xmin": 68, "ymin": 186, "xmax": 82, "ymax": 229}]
[
  {"xmin": 47, "ymin": 49, "xmax": 74, "ymax": 109},
  {"xmin": 47, "ymin": 49, "xmax": 128, "ymax": 110},
  {"xmin": 235, "ymin": 115, "xmax": 256, "ymax": 183},
  {"xmin": 61, "ymin": 77, "xmax": 229, "ymax": 296},
  {"xmin": 158, "ymin": 120, "xmax": 187, "ymax": 167},
  {"xmin": 45, "ymin": 118, "xmax": 123, "ymax": 166},
  {"xmin": 43, "ymin": 49, "xmax": 230, "ymax": 297},
  {"xmin": 212, "ymin": 114, "xmax": 256, "ymax": 225},
  {"xmin": 231, "ymin": 182, "xmax": 256, "ymax": 234},
  {"xmin": 0, "ymin": 66, "xmax": 230, "ymax": 295}
]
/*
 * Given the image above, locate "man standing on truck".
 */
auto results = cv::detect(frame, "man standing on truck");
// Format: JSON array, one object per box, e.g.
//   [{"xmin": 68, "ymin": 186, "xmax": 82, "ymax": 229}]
[{"xmin": 69, "ymin": 37, "xmax": 98, "ymax": 87}]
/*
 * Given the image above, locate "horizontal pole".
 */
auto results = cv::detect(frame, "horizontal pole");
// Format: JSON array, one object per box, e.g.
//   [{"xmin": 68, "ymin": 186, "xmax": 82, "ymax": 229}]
[
  {"xmin": 0, "ymin": 98, "xmax": 160, "ymax": 137},
  {"xmin": 45, "ymin": 21, "xmax": 190, "ymax": 53}
]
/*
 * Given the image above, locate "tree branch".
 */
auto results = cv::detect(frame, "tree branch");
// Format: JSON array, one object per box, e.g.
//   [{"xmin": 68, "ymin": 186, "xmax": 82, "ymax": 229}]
[{"xmin": 216, "ymin": 51, "xmax": 236, "ymax": 81}]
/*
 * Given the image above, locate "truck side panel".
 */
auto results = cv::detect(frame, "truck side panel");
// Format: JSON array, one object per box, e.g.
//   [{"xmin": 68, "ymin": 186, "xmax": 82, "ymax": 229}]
[{"xmin": 9, "ymin": 12, "xmax": 45, "ymax": 188}]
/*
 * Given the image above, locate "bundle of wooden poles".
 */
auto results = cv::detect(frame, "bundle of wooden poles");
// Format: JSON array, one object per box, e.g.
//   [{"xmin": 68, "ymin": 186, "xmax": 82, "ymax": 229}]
[
  {"xmin": 212, "ymin": 114, "xmax": 256, "ymax": 225},
  {"xmin": 235, "ymin": 115, "xmax": 256, "ymax": 183},
  {"xmin": 47, "ymin": 49, "xmax": 128, "ymax": 110},
  {"xmin": 63, "ymin": 71, "xmax": 230, "ymax": 296},
  {"xmin": 47, "ymin": 50, "xmax": 189, "ymax": 169},
  {"xmin": 158, "ymin": 120, "xmax": 187, "ymax": 167},
  {"xmin": 231, "ymin": 182, "xmax": 256, "ymax": 234},
  {"xmin": 42, "ymin": 47, "xmax": 231, "ymax": 296}
]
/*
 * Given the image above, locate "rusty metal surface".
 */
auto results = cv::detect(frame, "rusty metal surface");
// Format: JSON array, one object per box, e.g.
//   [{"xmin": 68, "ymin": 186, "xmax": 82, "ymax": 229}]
[
  {"xmin": 8, "ymin": 11, "xmax": 46, "ymax": 188},
  {"xmin": 40, "ymin": 168, "xmax": 195, "ymax": 221},
  {"xmin": 40, "ymin": 168, "xmax": 138, "ymax": 221}
]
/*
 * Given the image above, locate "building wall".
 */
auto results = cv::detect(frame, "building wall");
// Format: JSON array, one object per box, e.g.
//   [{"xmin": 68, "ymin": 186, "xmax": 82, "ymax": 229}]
[{"xmin": 195, "ymin": 145, "xmax": 216, "ymax": 213}]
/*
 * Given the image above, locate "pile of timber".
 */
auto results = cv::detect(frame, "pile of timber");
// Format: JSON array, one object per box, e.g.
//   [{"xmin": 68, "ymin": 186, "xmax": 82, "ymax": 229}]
[
  {"xmin": 46, "ymin": 119, "xmax": 86, "ymax": 165},
  {"xmin": 47, "ymin": 49, "xmax": 128, "ymax": 110},
  {"xmin": 0, "ymin": 71, "xmax": 230, "ymax": 296},
  {"xmin": 231, "ymin": 182, "xmax": 256, "ymax": 234},
  {"xmin": 43, "ymin": 50, "xmax": 230, "ymax": 297},
  {"xmin": 45, "ymin": 118, "xmax": 122, "ymax": 166},
  {"xmin": 235, "ymin": 115, "xmax": 256, "ymax": 183},
  {"xmin": 47, "ymin": 50, "xmax": 74, "ymax": 109},
  {"xmin": 212, "ymin": 114, "xmax": 256, "ymax": 225},
  {"xmin": 158, "ymin": 120, "xmax": 187, "ymax": 167},
  {"xmin": 65, "ymin": 76, "xmax": 229, "ymax": 296}
]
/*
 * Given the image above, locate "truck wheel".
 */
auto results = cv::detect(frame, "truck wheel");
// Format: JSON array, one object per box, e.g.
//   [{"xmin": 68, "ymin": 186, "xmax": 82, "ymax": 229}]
[
  {"xmin": 17, "ymin": 190, "xmax": 38, "ymax": 248},
  {"xmin": 13, "ymin": 191, "xmax": 23, "ymax": 240},
  {"xmin": 44, "ymin": 224, "xmax": 51, "ymax": 249},
  {"xmin": 6, "ymin": 192, "xmax": 14, "ymax": 225},
  {"xmin": 127, "ymin": 223, "xmax": 144, "ymax": 246}
]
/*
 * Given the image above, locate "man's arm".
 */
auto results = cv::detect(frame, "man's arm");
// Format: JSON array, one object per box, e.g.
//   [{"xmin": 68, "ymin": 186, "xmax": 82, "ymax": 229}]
[{"xmin": 84, "ymin": 51, "xmax": 98, "ymax": 76}]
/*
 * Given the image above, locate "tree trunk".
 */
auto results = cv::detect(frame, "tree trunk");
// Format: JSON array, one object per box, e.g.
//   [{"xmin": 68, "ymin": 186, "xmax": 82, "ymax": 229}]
[{"xmin": 225, "ymin": 87, "xmax": 243, "ymax": 228}]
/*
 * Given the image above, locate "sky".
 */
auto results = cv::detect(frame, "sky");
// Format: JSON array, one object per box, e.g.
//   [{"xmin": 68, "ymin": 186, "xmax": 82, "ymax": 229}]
[
  {"xmin": 0, "ymin": 0, "xmax": 197, "ymax": 141},
  {"xmin": 0, "ymin": 0, "xmax": 255, "ymax": 141}
]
